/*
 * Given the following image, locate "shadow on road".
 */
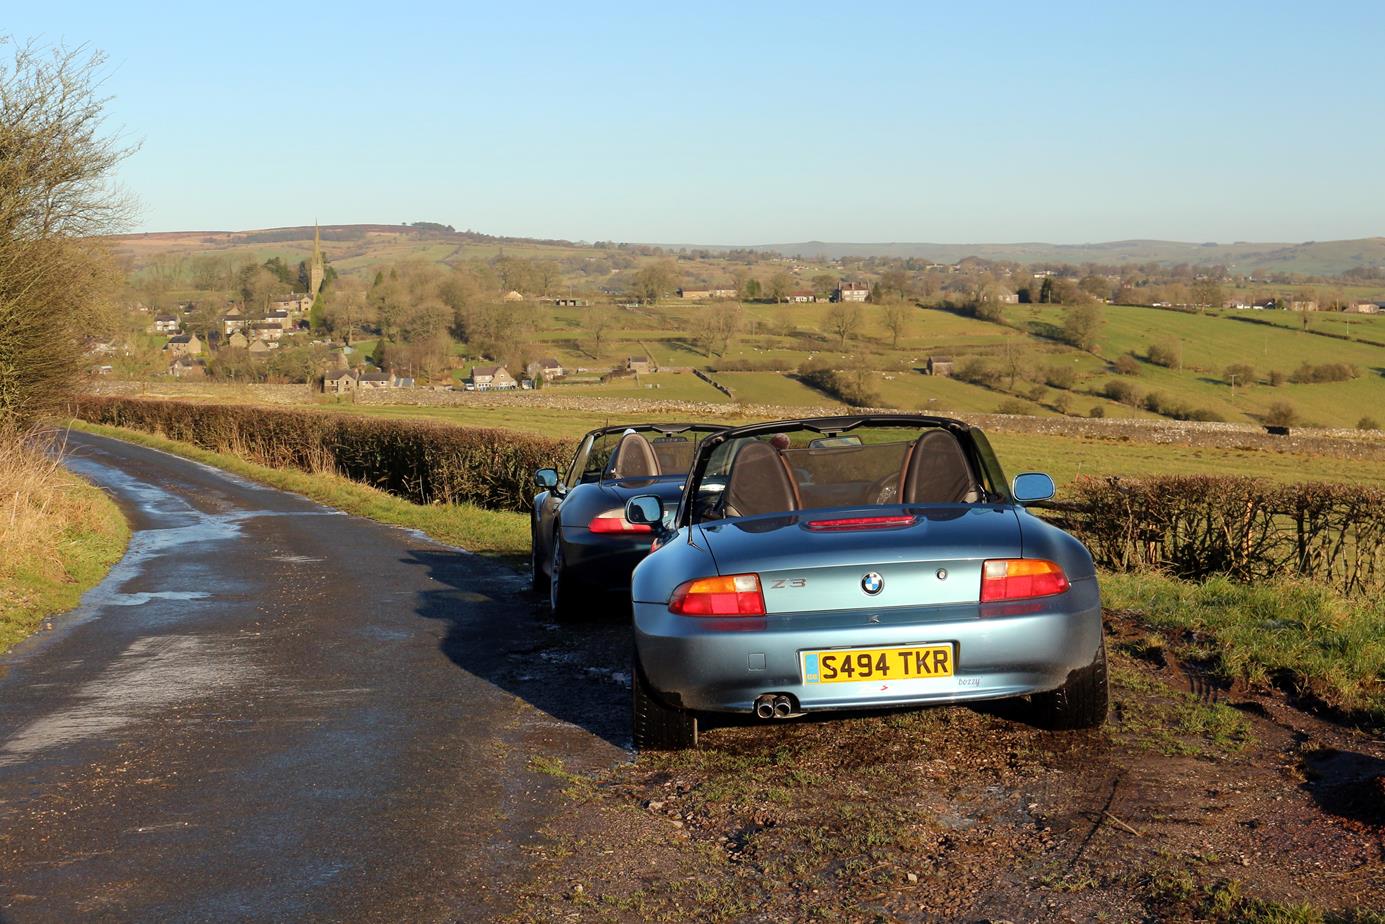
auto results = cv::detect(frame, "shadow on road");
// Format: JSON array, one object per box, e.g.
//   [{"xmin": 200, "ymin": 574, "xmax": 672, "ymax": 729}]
[{"xmin": 405, "ymin": 550, "xmax": 631, "ymax": 750}]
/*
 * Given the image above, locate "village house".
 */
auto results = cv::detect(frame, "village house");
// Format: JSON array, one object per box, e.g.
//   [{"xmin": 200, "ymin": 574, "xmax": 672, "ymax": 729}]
[
  {"xmin": 323, "ymin": 368, "xmax": 357, "ymax": 394},
  {"xmin": 1224, "ymin": 298, "xmax": 1254, "ymax": 310},
  {"xmin": 168, "ymin": 355, "xmax": 205, "ymax": 379},
  {"xmin": 994, "ymin": 288, "xmax": 1020, "ymax": 305},
  {"xmin": 553, "ymin": 297, "xmax": 589, "ymax": 307},
  {"xmin": 834, "ymin": 282, "xmax": 870, "ymax": 303},
  {"xmin": 526, "ymin": 357, "xmax": 566, "ymax": 380},
  {"xmin": 470, "ymin": 364, "xmax": 518, "ymax": 390},
  {"xmin": 163, "ymin": 333, "xmax": 202, "ymax": 357},
  {"xmin": 271, "ymin": 294, "xmax": 313, "ymax": 315},
  {"xmin": 1289, "ymin": 299, "xmax": 1320, "ymax": 312},
  {"xmin": 927, "ymin": 355, "xmax": 955, "ymax": 377},
  {"xmin": 677, "ymin": 286, "xmax": 712, "ymax": 299},
  {"xmin": 392, "ymin": 374, "xmax": 416, "ymax": 389},
  {"xmin": 267, "ymin": 309, "xmax": 293, "ymax": 329},
  {"xmin": 1252, "ymin": 298, "xmax": 1276, "ymax": 310},
  {"xmin": 248, "ymin": 339, "xmax": 273, "ymax": 354},
  {"xmin": 153, "ymin": 314, "xmax": 179, "ymax": 334},
  {"xmin": 502, "ymin": 290, "xmax": 525, "ymax": 302},
  {"xmin": 250, "ymin": 321, "xmax": 284, "ymax": 342},
  {"xmin": 1347, "ymin": 301, "xmax": 1384, "ymax": 314},
  {"xmin": 226, "ymin": 330, "xmax": 250, "ymax": 350},
  {"xmin": 626, "ymin": 356, "xmax": 656, "ymax": 375},
  {"xmin": 784, "ymin": 290, "xmax": 817, "ymax": 303},
  {"xmin": 222, "ymin": 308, "xmax": 246, "ymax": 334},
  {"xmin": 357, "ymin": 369, "xmax": 392, "ymax": 390}
]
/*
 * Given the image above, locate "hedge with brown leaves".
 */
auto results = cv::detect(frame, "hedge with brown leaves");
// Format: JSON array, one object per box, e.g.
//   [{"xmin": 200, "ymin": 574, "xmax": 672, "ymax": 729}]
[
  {"xmin": 1057, "ymin": 475, "xmax": 1385, "ymax": 593},
  {"xmin": 72, "ymin": 396, "xmax": 572, "ymax": 513}
]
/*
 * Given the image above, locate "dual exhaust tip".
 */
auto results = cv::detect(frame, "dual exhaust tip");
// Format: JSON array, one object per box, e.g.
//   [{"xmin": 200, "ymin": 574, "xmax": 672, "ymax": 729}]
[{"xmin": 754, "ymin": 693, "xmax": 796, "ymax": 720}]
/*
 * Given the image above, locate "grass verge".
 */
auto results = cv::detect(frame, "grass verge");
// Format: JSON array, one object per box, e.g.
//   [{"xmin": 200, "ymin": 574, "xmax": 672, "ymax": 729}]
[
  {"xmin": 69, "ymin": 420, "xmax": 530, "ymax": 567},
  {"xmin": 1, "ymin": 433, "xmax": 130, "ymax": 652},
  {"xmin": 1103, "ymin": 571, "xmax": 1385, "ymax": 726}
]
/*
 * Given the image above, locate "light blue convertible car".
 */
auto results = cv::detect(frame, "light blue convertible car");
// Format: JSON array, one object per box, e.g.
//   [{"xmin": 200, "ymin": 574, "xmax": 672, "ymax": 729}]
[{"xmin": 623, "ymin": 414, "xmax": 1107, "ymax": 750}]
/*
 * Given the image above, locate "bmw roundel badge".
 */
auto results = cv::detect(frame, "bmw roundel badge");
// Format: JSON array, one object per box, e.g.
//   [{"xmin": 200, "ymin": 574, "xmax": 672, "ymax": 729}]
[{"xmin": 861, "ymin": 572, "xmax": 884, "ymax": 595}]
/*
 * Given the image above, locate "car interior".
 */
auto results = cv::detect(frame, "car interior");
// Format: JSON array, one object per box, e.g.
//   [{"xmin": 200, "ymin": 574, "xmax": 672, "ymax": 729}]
[{"xmin": 709, "ymin": 429, "xmax": 983, "ymax": 519}]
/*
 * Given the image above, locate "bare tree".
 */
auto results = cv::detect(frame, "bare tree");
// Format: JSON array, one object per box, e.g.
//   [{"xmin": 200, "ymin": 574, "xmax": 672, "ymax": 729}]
[
  {"xmin": 587, "ymin": 306, "xmax": 617, "ymax": 358},
  {"xmin": 0, "ymin": 38, "xmax": 135, "ymax": 425},
  {"xmin": 881, "ymin": 301, "xmax": 910, "ymax": 348},
  {"xmin": 824, "ymin": 302, "xmax": 862, "ymax": 350}
]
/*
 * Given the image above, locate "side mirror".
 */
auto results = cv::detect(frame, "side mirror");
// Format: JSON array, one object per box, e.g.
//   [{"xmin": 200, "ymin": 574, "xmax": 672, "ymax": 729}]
[
  {"xmin": 1012, "ymin": 472, "xmax": 1056, "ymax": 503},
  {"xmin": 625, "ymin": 494, "xmax": 665, "ymax": 528},
  {"xmin": 534, "ymin": 468, "xmax": 559, "ymax": 489}
]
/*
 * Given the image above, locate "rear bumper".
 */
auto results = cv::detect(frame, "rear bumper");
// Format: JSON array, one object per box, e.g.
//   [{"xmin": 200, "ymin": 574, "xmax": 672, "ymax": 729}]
[
  {"xmin": 634, "ymin": 577, "xmax": 1102, "ymax": 714},
  {"xmin": 561, "ymin": 526, "xmax": 657, "ymax": 592}
]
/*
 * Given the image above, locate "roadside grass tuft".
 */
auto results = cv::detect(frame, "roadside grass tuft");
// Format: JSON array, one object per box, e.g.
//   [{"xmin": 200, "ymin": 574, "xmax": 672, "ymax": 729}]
[
  {"xmin": 69, "ymin": 421, "xmax": 530, "ymax": 567},
  {"xmin": 1141, "ymin": 857, "xmax": 1385, "ymax": 924},
  {"xmin": 1103, "ymin": 571, "xmax": 1385, "ymax": 726},
  {"xmin": 1109, "ymin": 661, "xmax": 1254, "ymax": 758},
  {"xmin": 1, "ymin": 430, "xmax": 129, "ymax": 652}
]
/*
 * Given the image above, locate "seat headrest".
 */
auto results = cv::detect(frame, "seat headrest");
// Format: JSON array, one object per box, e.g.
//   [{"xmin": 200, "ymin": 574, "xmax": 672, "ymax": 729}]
[
  {"xmin": 902, "ymin": 430, "xmax": 979, "ymax": 504},
  {"xmin": 608, "ymin": 432, "xmax": 659, "ymax": 479},
  {"xmin": 724, "ymin": 441, "xmax": 799, "ymax": 517}
]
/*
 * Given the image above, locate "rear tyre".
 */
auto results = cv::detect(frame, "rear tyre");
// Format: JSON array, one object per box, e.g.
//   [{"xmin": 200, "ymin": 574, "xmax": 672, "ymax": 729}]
[
  {"xmin": 530, "ymin": 519, "xmax": 549, "ymax": 593},
  {"xmin": 548, "ymin": 536, "xmax": 583, "ymax": 622},
  {"xmin": 632, "ymin": 652, "xmax": 698, "ymax": 751},
  {"xmin": 1031, "ymin": 641, "xmax": 1108, "ymax": 730}
]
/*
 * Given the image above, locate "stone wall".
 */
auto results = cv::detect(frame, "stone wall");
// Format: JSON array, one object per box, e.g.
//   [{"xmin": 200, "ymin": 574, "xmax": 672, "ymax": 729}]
[{"xmin": 84, "ymin": 379, "xmax": 1385, "ymax": 462}]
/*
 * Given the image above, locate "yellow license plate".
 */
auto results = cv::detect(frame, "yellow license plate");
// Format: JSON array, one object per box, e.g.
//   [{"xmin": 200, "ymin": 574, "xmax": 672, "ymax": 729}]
[{"xmin": 801, "ymin": 644, "xmax": 954, "ymax": 684}]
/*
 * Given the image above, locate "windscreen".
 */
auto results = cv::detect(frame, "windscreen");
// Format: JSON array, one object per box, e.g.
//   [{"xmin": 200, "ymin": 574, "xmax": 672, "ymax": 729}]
[{"xmin": 694, "ymin": 425, "xmax": 982, "ymax": 521}]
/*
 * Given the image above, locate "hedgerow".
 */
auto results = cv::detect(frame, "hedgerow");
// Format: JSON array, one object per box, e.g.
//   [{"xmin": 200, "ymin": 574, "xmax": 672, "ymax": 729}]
[
  {"xmin": 70, "ymin": 397, "xmax": 1385, "ymax": 592},
  {"xmin": 71, "ymin": 396, "xmax": 571, "ymax": 513},
  {"xmin": 1058, "ymin": 475, "xmax": 1385, "ymax": 593}
]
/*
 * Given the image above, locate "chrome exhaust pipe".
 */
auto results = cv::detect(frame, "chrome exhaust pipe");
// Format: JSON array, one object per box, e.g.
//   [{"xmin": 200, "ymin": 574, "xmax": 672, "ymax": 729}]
[
  {"xmin": 754, "ymin": 696, "xmax": 776, "ymax": 719},
  {"xmin": 772, "ymin": 695, "xmax": 793, "ymax": 718}
]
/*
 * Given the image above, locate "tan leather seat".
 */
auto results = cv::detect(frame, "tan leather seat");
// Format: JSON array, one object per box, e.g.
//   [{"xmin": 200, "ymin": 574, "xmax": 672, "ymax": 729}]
[
  {"xmin": 900, "ymin": 431, "xmax": 980, "ymax": 504},
  {"xmin": 724, "ymin": 441, "xmax": 799, "ymax": 517},
  {"xmin": 608, "ymin": 432, "xmax": 660, "ymax": 478}
]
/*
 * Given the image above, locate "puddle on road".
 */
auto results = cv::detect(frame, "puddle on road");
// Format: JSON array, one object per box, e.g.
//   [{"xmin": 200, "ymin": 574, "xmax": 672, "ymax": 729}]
[{"xmin": 0, "ymin": 635, "xmax": 259, "ymax": 766}]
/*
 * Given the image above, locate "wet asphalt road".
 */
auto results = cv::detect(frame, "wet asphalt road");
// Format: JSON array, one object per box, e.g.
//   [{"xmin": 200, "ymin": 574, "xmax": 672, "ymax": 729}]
[{"xmin": 0, "ymin": 431, "xmax": 626, "ymax": 923}]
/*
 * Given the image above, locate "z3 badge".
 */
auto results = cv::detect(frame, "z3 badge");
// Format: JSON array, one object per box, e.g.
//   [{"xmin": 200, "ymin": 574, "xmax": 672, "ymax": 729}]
[{"xmin": 770, "ymin": 578, "xmax": 807, "ymax": 589}]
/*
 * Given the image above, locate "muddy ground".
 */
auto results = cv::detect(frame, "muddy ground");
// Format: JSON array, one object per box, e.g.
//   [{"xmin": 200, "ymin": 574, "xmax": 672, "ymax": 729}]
[{"xmin": 504, "ymin": 604, "xmax": 1385, "ymax": 924}]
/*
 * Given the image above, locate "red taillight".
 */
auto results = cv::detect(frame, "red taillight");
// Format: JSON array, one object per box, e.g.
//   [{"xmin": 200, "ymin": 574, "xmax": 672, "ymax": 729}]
[
  {"xmin": 805, "ymin": 515, "xmax": 917, "ymax": 532},
  {"xmin": 669, "ymin": 574, "xmax": 766, "ymax": 616},
  {"xmin": 980, "ymin": 559, "xmax": 1069, "ymax": 603},
  {"xmin": 588, "ymin": 510, "xmax": 652, "ymax": 534}
]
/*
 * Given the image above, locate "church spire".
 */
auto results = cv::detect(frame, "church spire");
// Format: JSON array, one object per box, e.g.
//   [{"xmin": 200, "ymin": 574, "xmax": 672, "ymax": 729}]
[{"xmin": 309, "ymin": 221, "xmax": 325, "ymax": 297}]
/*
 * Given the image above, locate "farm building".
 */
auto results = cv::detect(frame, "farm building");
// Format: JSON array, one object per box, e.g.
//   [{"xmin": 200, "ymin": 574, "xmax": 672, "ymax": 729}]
[
  {"xmin": 927, "ymin": 356, "xmax": 955, "ymax": 377},
  {"xmin": 784, "ymin": 290, "xmax": 816, "ymax": 303},
  {"xmin": 834, "ymin": 282, "xmax": 869, "ymax": 302},
  {"xmin": 677, "ymin": 286, "xmax": 738, "ymax": 299}
]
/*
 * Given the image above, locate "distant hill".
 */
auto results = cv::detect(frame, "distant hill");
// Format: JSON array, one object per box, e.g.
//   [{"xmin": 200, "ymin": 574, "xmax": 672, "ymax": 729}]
[
  {"xmin": 744, "ymin": 238, "xmax": 1385, "ymax": 275},
  {"xmin": 109, "ymin": 224, "xmax": 1385, "ymax": 277}
]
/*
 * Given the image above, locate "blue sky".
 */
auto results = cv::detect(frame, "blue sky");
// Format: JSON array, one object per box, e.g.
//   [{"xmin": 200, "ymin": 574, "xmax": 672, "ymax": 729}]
[{"xmin": 11, "ymin": 1, "xmax": 1384, "ymax": 243}]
